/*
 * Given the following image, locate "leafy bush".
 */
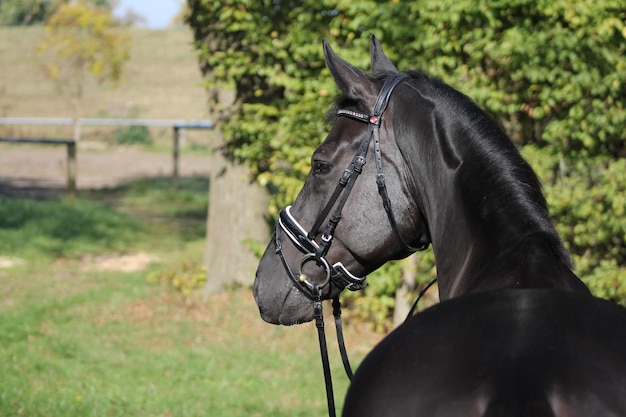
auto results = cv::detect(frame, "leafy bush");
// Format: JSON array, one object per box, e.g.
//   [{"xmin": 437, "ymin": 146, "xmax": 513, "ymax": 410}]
[{"xmin": 523, "ymin": 147, "xmax": 626, "ymax": 303}]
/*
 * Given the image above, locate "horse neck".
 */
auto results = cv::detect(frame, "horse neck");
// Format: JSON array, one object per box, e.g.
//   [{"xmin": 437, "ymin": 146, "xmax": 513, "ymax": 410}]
[
  {"xmin": 405, "ymin": 104, "xmax": 588, "ymax": 299},
  {"xmin": 427, "ymin": 186, "xmax": 587, "ymax": 299}
]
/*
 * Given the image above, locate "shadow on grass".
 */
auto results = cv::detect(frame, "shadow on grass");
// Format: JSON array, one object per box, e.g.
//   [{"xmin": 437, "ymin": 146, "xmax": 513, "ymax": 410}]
[
  {"xmin": 0, "ymin": 176, "xmax": 209, "ymax": 257},
  {"xmin": 86, "ymin": 176, "xmax": 210, "ymax": 242}
]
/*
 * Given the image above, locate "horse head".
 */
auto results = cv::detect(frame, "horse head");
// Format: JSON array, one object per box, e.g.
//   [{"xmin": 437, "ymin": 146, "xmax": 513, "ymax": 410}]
[
  {"xmin": 254, "ymin": 34, "xmax": 589, "ymax": 326},
  {"xmin": 253, "ymin": 35, "xmax": 430, "ymax": 325}
]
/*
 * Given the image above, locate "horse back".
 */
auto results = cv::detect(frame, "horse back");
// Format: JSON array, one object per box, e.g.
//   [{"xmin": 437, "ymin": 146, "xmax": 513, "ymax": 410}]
[{"xmin": 342, "ymin": 289, "xmax": 626, "ymax": 417}]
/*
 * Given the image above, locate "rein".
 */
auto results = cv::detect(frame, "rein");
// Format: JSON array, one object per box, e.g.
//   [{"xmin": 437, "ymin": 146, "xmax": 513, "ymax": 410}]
[
  {"xmin": 314, "ymin": 295, "xmax": 353, "ymax": 417},
  {"xmin": 314, "ymin": 279, "xmax": 437, "ymax": 417}
]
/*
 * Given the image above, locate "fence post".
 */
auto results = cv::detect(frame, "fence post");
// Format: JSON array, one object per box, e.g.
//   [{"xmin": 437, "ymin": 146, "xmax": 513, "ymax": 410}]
[
  {"xmin": 172, "ymin": 126, "xmax": 180, "ymax": 189},
  {"xmin": 67, "ymin": 141, "xmax": 77, "ymax": 197}
]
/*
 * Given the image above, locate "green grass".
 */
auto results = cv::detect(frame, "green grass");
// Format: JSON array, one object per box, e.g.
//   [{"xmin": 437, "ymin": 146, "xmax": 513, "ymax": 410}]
[
  {"xmin": 88, "ymin": 176, "xmax": 211, "ymax": 244},
  {"xmin": 0, "ymin": 177, "xmax": 209, "ymax": 258},
  {"xmin": 0, "ymin": 267, "xmax": 367, "ymax": 416},
  {"xmin": 0, "ymin": 196, "xmax": 142, "ymax": 257},
  {"xmin": 0, "ymin": 179, "xmax": 380, "ymax": 416}
]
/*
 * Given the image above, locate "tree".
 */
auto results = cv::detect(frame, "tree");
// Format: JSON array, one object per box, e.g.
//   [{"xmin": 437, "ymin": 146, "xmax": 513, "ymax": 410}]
[
  {"xmin": 38, "ymin": 0, "xmax": 130, "ymax": 140},
  {"xmin": 201, "ymin": 123, "xmax": 270, "ymax": 294},
  {"xmin": 187, "ymin": 1, "xmax": 273, "ymax": 293},
  {"xmin": 187, "ymin": 0, "xmax": 626, "ymax": 325},
  {"xmin": 0, "ymin": 0, "xmax": 55, "ymax": 25}
]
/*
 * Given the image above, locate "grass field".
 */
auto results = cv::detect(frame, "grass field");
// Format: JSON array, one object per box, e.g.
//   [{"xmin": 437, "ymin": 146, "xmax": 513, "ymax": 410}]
[{"xmin": 0, "ymin": 179, "xmax": 381, "ymax": 416}]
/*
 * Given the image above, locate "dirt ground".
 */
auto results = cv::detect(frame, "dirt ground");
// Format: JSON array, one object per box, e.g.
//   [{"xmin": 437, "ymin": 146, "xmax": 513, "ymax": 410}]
[{"xmin": 0, "ymin": 144, "xmax": 211, "ymax": 196}]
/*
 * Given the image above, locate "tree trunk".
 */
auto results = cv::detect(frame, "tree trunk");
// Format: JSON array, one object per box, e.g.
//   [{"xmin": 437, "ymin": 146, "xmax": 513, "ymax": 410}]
[{"xmin": 202, "ymin": 122, "xmax": 269, "ymax": 294}]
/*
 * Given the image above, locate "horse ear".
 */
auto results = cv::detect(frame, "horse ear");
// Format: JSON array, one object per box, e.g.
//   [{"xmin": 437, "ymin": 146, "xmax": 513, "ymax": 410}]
[
  {"xmin": 370, "ymin": 34, "xmax": 398, "ymax": 75},
  {"xmin": 323, "ymin": 40, "xmax": 376, "ymax": 101}
]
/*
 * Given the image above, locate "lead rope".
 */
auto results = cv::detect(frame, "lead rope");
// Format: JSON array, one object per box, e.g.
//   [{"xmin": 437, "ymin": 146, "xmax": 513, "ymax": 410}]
[{"xmin": 317, "ymin": 280, "xmax": 437, "ymax": 417}]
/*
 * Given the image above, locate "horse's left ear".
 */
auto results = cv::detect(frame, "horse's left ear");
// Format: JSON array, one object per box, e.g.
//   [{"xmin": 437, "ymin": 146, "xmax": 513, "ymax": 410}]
[
  {"xmin": 323, "ymin": 40, "xmax": 377, "ymax": 102},
  {"xmin": 370, "ymin": 34, "xmax": 398, "ymax": 75}
]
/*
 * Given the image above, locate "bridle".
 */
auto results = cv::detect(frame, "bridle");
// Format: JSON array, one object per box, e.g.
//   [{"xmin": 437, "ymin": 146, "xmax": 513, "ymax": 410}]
[
  {"xmin": 273, "ymin": 74, "xmax": 430, "ymax": 417},
  {"xmin": 275, "ymin": 74, "xmax": 428, "ymax": 302}
]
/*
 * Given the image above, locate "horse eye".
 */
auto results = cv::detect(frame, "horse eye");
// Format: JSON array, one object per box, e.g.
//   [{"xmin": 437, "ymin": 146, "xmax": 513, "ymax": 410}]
[{"xmin": 313, "ymin": 160, "xmax": 333, "ymax": 176}]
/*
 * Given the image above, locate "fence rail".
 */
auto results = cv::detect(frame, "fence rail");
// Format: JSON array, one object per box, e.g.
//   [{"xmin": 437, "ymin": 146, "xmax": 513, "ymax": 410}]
[
  {"xmin": 0, "ymin": 136, "xmax": 74, "ymax": 145},
  {"xmin": 0, "ymin": 118, "xmax": 213, "ymax": 194}
]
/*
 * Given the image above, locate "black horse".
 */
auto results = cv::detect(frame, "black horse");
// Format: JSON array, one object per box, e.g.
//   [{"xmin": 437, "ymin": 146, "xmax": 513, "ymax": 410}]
[{"xmin": 253, "ymin": 36, "xmax": 626, "ymax": 416}]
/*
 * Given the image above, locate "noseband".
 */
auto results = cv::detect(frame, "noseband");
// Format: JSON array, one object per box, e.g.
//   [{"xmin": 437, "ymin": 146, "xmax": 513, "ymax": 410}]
[{"xmin": 274, "ymin": 74, "xmax": 428, "ymax": 302}]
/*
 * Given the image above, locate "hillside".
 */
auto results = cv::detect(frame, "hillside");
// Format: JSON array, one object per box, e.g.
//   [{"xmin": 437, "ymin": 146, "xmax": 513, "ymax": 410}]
[{"xmin": 0, "ymin": 26, "xmax": 208, "ymax": 124}]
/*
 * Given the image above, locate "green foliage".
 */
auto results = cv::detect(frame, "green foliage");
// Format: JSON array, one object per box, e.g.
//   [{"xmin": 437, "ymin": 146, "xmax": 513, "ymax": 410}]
[
  {"xmin": 0, "ymin": 0, "xmax": 113, "ymax": 26},
  {"xmin": 392, "ymin": 0, "xmax": 626, "ymax": 158},
  {"xmin": 187, "ymin": 0, "xmax": 343, "ymax": 215},
  {"xmin": 114, "ymin": 125, "xmax": 153, "ymax": 145},
  {"xmin": 187, "ymin": 0, "xmax": 626, "ymax": 325},
  {"xmin": 147, "ymin": 261, "xmax": 207, "ymax": 295},
  {"xmin": 346, "ymin": 262, "xmax": 403, "ymax": 332},
  {"xmin": 0, "ymin": 0, "xmax": 53, "ymax": 25},
  {"xmin": 523, "ymin": 147, "xmax": 626, "ymax": 302},
  {"xmin": 40, "ymin": 0, "xmax": 130, "ymax": 83}
]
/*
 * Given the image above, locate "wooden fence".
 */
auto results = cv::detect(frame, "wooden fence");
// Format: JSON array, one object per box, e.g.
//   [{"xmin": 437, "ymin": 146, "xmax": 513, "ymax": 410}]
[{"xmin": 0, "ymin": 118, "xmax": 213, "ymax": 195}]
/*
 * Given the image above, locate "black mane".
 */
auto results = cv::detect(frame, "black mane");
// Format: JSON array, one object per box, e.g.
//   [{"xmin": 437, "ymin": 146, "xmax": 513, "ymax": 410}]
[
  {"xmin": 404, "ymin": 70, "xmax": 573, "ymax": 268},
  {"xmin": 323, "ymin": 69, "xmax": 572, "ymax": 267}
]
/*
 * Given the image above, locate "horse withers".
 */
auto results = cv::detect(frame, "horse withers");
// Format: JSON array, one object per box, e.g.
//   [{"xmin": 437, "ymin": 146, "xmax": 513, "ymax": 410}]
[{"xmin": 253, "ymin": 35, "xmax": 626, "ymax": 416}]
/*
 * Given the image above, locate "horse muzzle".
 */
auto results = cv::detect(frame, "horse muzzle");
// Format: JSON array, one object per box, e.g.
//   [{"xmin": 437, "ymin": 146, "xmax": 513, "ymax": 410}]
[{"xmin": 275, "ymin": 205, "xmax": 368, "ymax": 300}]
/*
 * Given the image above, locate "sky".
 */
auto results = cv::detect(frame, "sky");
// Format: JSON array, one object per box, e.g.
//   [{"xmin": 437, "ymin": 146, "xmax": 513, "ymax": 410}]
[{"xmin": 113, "ymin": 0, "xmax": 184, "ymax": 29}]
